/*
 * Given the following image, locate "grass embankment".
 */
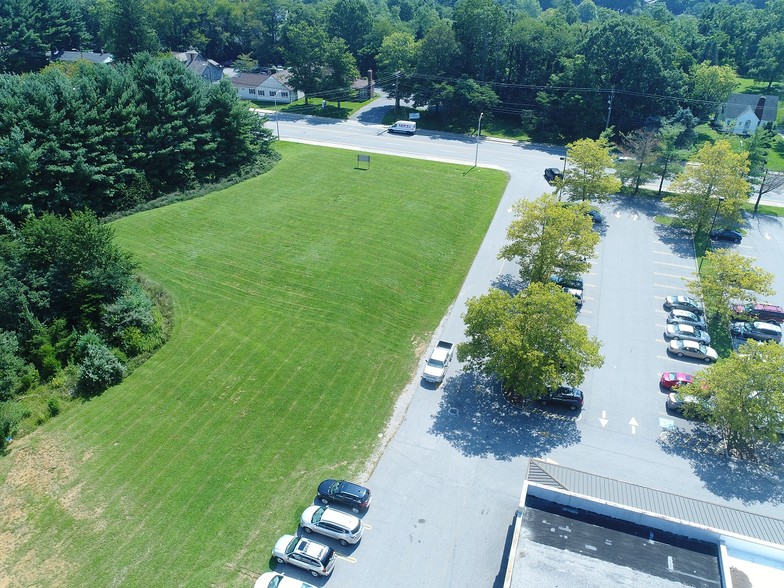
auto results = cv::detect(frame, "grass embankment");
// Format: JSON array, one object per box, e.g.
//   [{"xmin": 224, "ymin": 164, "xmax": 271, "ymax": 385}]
[{"xmin": 0, "ymin": 142, "xmax": 508, "ymax": 587}]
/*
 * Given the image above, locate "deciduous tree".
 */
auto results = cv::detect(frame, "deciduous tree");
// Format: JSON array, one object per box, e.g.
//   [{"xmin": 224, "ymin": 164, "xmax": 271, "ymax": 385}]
[
  {"xmin": 561, "ymin": 137, "xmax": 622, "ymax": 202},
  {"xmin": 689, "ymin": 61, "xmax": 739, "ymax": 119},
  {"xmin": 664, "ymin": 140, "xmax": 750, "ymax": 235},
  {"xmin": 686, "ymin": 249, "xmax": 774, "ymax": 326},
  {"xmin": 691, "ymin": 341, "xmax": 784, "ymax": 455},
  {"xmin": 458, "ymin": 283, "xmax": 603, "ymax": 400},
  {"xmin": 498, "ymin": 194, "xmax": 599, "ymax": 285}
]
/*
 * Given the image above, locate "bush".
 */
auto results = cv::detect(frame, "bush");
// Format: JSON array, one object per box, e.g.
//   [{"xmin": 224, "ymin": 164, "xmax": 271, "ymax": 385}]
[
  {"xmin": 0, "ymin": 331, "xmax": 30, "ymax": 400},
  {"xmin": 1, "ymin": 401, "xmax": 25, "ymax": 453},
  {"xmin": 47, "ymin": 397, "xmax": 61, "ymax": 417},
  {"xmin": 77, "ymin": 342, "xmax": 126, "ymax": 396}
]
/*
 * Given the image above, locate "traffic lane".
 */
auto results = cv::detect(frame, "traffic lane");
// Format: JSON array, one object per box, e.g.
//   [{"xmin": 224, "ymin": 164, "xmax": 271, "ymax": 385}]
[
  {"xmin": 738, "ymin": 213, "xmax": 784, "ymax": 302},
  {"xmin": 326, "ymin": 375, "xmax": 526, "ymax": 588},
  {"xmin": 266, "ymin": 115, "xmax": 565, "ymax": 177},
  {"xmin": 580, "ymin": 204, "xmax": 688, "ymax": 440}
]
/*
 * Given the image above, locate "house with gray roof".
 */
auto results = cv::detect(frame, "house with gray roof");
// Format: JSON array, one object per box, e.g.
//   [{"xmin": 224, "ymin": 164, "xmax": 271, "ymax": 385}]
[
  {"xmin": 173, "ymin": 50, "xmax": 223, "ymax": 82},
  {"xmin": 53, "ymin": 50, "xmax": 113, "ymax": 65},
  {"xmin": 719, "ymin": 93, "xmax": 778, "ymax": 135}
]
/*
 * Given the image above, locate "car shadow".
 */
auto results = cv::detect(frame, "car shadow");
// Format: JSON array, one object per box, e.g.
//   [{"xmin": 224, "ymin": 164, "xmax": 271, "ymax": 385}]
[
  {"xmin": 658, "ymin": 424, "xmax": 784, "ymax": 505},
  {"xmin": 269, "ymin": 558, "xmax": 330, "ymax": 586},
  {"xmin": 428, "ymin": 371, "xmax": 581, "ymax": 461}
]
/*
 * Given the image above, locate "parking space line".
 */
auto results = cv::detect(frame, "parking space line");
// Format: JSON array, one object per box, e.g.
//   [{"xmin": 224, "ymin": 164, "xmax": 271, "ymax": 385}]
[
  {"xmin": 654, "ymin": 272, "xmax": 687, "ymax": 279},
  {"xmin": 654, "ymin": 283, "xmax": 685, "ymax": 289},
  {"xmin": 362, "ymin": 523, "xmax": 372, "ymax": 530},
  {"xmin": 653, "ymin": 261, "xmax": 695, "ymax": 269},
  {"xmin": 336, "ymin": 555, "xmax": 357, "ymax": 563}
]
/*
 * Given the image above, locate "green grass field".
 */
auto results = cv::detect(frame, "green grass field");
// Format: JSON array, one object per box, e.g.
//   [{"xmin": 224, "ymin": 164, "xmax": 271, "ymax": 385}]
[{"xmin": 0, "ymin": 143, "xmax": 508, "ymax": 587}]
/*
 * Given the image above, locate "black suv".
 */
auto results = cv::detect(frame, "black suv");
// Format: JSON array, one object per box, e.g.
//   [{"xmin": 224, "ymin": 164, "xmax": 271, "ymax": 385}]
[
  {"xmin": 550, "ymin": 274, "xmax": 583, "ymax": 290},
  {"xmin": 730, "ymin": 321, "xmax": 783, "ymax": 342},
  {"xmin": 544, "ymin": 167, "xmax": 563, "ymax": 184},
  {"xmin": 540, "ymin": 386, "xmax": 584, "ymax": 410}
]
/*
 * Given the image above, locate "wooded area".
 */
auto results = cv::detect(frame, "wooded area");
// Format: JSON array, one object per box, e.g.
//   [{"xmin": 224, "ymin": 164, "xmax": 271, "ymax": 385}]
[{"xmin": 3, "ymin": 0, "xmax": 782, "ymax": 140}]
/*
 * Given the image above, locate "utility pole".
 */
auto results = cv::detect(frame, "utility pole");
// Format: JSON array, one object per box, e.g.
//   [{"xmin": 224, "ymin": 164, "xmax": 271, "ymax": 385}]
[
  {"xmin": 394, "ymin": 71, "xmax": 400, "ymax": 112},
  {"xmin": 474, "ymin": 112, "xmax": 484, "ymax": 168},
  {"xmin": 605, "ymin": 86, "xmax": 615, "ymax": 130},
  {"xmin": 367, "ymin": 68, "xmax": 374, "ymax": 99}
]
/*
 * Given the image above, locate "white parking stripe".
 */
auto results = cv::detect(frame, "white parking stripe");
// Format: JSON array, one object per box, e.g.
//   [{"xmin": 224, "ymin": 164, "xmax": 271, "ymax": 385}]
[
  {"xmin": 654, "ymin": 261, "xmax": 695, "ymax": 269},
  {"xmin": 654, "ymin": 272, "xmax": 688, "ymax": 279}
]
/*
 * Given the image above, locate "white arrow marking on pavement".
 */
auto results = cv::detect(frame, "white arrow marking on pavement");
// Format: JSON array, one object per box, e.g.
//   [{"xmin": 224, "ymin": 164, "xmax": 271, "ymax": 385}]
[
  {"xmin": 629, "ymin": 416, "xmax": 638, "ymax": 434},
  {"xmin": 599, "ymin": 410, "xmax": 608, "ymax": 428}
]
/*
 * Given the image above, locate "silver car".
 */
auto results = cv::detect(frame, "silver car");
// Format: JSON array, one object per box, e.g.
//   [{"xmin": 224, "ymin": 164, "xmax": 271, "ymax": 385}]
[
  {"xmin": 667, "ymin": 309, "xmax": 706, "ymax": 329},
  {"xmin": 300, "ymin": 505, "xmax": 364, "ymax": 545},
  {"xmin": 272, "ymin": 535, "xmax": 336, "ymax": 577},
  {"xmin": 664, "ymin": 324, "xmax": 711, "ymax": 344},
  {"xmin": 668, "ymin": 340, "xmax": 718, "ymax": 362}
]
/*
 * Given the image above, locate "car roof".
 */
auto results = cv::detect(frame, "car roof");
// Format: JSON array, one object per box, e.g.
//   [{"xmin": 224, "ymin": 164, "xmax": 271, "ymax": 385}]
[
  {"xmin": 298, "ymin": 537, "xmax": 329, "ymax": 558},
  {"xmin": 320, "ymin": 507, "xmax": 358, "ymax": 527}
]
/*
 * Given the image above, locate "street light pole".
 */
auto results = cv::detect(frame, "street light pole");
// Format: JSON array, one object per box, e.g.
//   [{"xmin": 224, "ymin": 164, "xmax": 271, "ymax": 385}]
[
  {"xmin": 474, "ymin": 112, "xmax": 484, "ymax": 167},
  {"xmin": 274, "ymin": 99, "xmax": 280, "ymax": 139},
  {"xmin": 698, "ymin": 196, "xmax": 725, "ymax": 272}
]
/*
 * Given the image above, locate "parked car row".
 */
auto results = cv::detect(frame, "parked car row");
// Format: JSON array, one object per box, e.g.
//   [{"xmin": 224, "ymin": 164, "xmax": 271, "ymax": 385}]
[
  {"xmin": 258, "ymin": 479, "xmax": 371, "ymax": 585},
  {"xmin": 663, "ymin": 295, "xmax": 718, "ymax": 363}
]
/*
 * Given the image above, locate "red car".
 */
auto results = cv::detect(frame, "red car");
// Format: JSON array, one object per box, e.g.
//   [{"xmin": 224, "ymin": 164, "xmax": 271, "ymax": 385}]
[{"xmin": 660, "ymin": 372, "xmax": 693, "ymax": 389}]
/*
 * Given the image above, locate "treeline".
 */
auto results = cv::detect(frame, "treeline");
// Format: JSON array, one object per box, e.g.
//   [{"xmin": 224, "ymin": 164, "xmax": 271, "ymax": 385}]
[
  {"xmin": 0, "ymin": 54, "xmax": 274, "ymax": 219},
  {"xmin": 3, "ymin": 0, "xmax": 784, "ymax": 139},
  {"xmin": 0, "ymin": 211, "xmax": 166, "ymax": 451}
]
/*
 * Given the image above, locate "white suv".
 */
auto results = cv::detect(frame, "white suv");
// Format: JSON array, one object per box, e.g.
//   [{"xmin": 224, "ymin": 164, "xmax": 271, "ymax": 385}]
[
  {"xmin": 272, "ymin": 535, "xmax": 336, "ymax": 577},
  {"xmin": 300, "ymin": 505, "xmax": 364, "ymax": 545}
]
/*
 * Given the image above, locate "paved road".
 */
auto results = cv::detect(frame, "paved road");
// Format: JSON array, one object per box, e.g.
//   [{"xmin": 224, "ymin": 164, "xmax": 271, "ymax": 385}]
[{"xmin": 260, "ymin": 113, "xmax": 784, "ymax": 587}]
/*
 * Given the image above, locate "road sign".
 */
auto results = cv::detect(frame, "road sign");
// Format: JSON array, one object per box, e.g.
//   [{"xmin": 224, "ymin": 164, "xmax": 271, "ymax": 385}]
[{"xmin": 408, "ymin": 112, "xmax": 420, "ymax": 120}]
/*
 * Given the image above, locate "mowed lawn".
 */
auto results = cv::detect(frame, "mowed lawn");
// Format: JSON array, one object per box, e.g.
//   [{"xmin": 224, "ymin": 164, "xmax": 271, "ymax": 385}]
[{"xmin": 0, "ymin": 142, "xmax": 508, "ymax": 587}]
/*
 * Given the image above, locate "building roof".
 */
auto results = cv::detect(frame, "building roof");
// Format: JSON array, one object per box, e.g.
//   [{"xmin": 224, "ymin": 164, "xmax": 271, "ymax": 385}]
[
  {"xmin": 722, "ymin": 93, "xmax": 778, "ymax": 123},
  {"xmin": 56, "ymin": 51, "xmax": 113, "ymax": 65},
  {"xmin": 527, "ymin": 459, "xmax": 784, "ymax": 545},
  {"xmin": 230, "ymin": 72, "xmax": 273, "ymax": 88}
]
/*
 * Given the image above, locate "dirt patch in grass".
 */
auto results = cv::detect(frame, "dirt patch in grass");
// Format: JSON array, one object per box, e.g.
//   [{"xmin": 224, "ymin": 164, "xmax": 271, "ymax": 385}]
[{"xmin": 0, "ymin": 436, "xmax": 104, "ymax": 586}]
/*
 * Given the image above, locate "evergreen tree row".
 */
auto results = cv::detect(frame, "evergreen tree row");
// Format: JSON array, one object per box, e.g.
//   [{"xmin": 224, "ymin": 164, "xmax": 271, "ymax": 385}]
[{"xmin": 0, "ymin": 54, "xmax": 274, "ymax": 219}]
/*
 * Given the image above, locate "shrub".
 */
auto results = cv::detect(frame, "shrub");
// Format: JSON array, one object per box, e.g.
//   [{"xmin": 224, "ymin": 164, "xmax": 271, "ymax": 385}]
[
  {"xmin": 77, "ymin": 342, "xmax": 126, "ymax": 396},
  {"xmin": 0, "ymin": 401, "xmax": 25, "ymax": 453},
  {"xmin": 0, "ymin": 331, "xmax": 29, "ymax": 400},
  {"xmin": 47, "ymin": 397, "xmax": 61, "ymax": 417}
]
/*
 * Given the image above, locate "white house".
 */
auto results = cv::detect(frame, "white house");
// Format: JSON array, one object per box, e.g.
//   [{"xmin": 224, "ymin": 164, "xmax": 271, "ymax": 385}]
[
  {"xmin": 719, "ymin": 93, "xmax": 778, "ymax": 135},
  {"xmin": 229, "ymin": 70, "xmax": 303, "ymax": 104}
]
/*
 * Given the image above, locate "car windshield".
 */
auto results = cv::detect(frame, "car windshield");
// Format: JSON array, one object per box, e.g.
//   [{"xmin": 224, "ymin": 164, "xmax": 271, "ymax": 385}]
[
  {"xmin": 312, "ymin": 507, "xmax": 325, "ymax": 523},
  {"xmin": 286, "ymin": 536, "xmax": 299, "ymax": 554},
  {"xmin": 268, "ymin": 577, "xmax": 281, "ymax": 588},
  {"xmin": 328, "ymin": 481, "xmax": 340, "ymax": 494}
]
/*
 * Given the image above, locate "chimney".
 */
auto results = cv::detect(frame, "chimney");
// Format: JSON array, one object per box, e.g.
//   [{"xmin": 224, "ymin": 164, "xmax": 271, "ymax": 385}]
[
  {"xmin": 755, "ymin": 97, "xmax": 766, "ymax": 121},
  {"xmin": 186, "ymin": 49, "xmax": 197, "ymax": 65}
]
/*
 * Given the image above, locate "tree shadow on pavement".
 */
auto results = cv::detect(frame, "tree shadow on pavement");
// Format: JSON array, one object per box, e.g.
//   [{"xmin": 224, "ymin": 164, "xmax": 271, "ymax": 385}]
[
  {"xmin": 428, "ymin": 371, "xmax": 581, "ymax": 461},
  {"xmin": 653, "ymin": 224, "xmax": 696, "ymax": 260},
  {"xmin": 658, "ymin": 424, "xmax": 784, "ymax": 505},
  {"xmin": 491, "ymin": 273, "xmax": 524, "ymax": 296}
]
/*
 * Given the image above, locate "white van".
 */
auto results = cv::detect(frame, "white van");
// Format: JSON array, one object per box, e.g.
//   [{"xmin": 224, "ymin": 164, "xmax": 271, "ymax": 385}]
[{"xmin": 388, "ymin": 120, "xmax": 416, "ymax": 135}]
